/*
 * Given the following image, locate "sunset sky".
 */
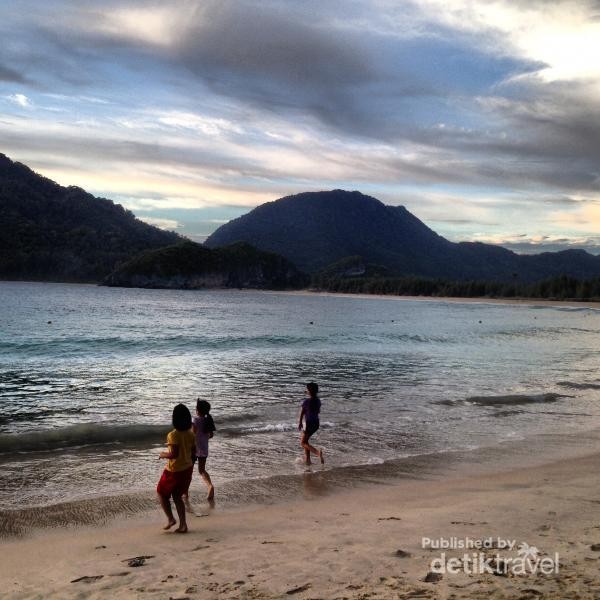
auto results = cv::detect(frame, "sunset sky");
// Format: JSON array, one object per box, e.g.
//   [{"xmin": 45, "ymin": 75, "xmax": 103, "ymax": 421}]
[{"xmin": 1, "ymin": 0, "xmax": 599, "ymax": 253}]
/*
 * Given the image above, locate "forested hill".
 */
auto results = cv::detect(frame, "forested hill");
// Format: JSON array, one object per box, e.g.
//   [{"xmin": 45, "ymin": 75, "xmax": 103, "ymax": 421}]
[
  {"xmin": 206, "ymin": 190, "xmax": 600, "ymax": 282},
  {"xmin": 0, "ymin": 153, "xmax": 180, "ymax": 282},
  {"xmin": 103, "ymin": 241, "xmax": 309, "ymax": 290}
]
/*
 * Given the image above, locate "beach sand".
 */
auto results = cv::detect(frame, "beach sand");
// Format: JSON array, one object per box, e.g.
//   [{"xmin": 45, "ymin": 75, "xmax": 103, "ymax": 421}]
[
  {"xmin": 4, "ymin": 450, "xmax": 600, "ymax": 599},
  {"xmin": 277, "ymin": 289, "xmax": 600, "ymax": 309}
]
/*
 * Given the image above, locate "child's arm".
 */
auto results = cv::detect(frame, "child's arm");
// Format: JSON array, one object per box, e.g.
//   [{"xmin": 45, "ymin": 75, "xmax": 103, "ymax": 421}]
[
  {"xmin": 298, "ymin": 407, "xmax": 305, "ymax": 431},
  {"xmin": 159, "ymin": 444, "xmax": 179, "ymax": 460},
  {"xmin": 208, "ymin": 431, "xmax": 214, "ymax": 439}
]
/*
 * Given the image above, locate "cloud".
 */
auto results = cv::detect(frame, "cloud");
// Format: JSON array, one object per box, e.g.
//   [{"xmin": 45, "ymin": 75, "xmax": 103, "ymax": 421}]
[
  {"xmin": 1, "ymin": 0, "xmax": 599, "ymax": 247},
  {"xmin": 5, "ymin": 93, "xmax": 31, "ymax": 107},
  {"xmin": 24, "ymin": 1, "xmax": 534, "ymax": 140},
  {"xmin": 137, "ymin": 216, "xmax": 180, "ymax": 230},
  {"xmin": 467, "ymin": 232, "xmax": 600, "ymax": 255},
  {"xmin": 0, "ymin": 64, "xmax": 27, "ymax": 83}
]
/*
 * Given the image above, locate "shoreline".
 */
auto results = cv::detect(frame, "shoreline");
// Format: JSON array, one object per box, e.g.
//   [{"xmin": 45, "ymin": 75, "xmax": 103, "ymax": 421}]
[
  {"xmin": 5, "ymin": 447, "xmax": 600, "ymax": 598},
  {"xmin": 5, "ymin": 425, "xmax": 600, "ymax": 539},
  {"xmin": 276, "ymin": 288, "xmax": 600, "ymax": 309},
  {"xmin": 2, "ymin": 280, "xmax": 600, "ymax": 308}
]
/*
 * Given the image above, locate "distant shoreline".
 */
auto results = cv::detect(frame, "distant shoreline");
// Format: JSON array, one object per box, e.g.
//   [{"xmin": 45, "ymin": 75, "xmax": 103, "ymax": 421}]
[
  {"xmin": 276, "ymin": 289, "xmax": 600, "ymax": 309},
  {"xmin": 2, "ymin": 279, "xmax": 600, "ymax": 307}
]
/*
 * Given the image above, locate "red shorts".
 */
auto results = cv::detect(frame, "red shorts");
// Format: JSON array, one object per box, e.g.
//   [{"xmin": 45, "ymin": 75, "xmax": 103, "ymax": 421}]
[{"xmin": 157, "ymin": 466, "xmax": 193, "ymax": 498}]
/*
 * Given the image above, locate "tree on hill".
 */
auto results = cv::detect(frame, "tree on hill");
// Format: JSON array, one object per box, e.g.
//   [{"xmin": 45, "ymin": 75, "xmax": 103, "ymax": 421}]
[
  {"xmin": 103, "ymin": 240, "xmax": 309, "ymax": 289},
  {"xmin": 0, "ymin": 153, "xmax": 180, "ymax": 282}
]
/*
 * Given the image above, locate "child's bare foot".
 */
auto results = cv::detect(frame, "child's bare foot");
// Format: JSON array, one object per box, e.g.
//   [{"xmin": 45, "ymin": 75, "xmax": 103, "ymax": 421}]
[
  {"xmin": 207, "ymin": 485, "xmax": 215, "ymax": 501},
  {"xmin": 319, "ymin": 450, "xmax": 325, "ymax": 464},
  {"xmin": 163, "ymin": 519, "xmax": 177, "ymax": 530},
  {"xmin": 175, "ymin": 525, "xmax": 188, "ymax": 533}
]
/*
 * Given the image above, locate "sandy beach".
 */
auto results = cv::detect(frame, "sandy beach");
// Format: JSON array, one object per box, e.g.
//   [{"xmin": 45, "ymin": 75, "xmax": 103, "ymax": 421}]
[
  {"xmin": 4, "ymin": 444, "xmax": 600, "ymax": 599},
  {"xmin": 278, "ymin": 289, "xmax": 600, "ymax": 310}
]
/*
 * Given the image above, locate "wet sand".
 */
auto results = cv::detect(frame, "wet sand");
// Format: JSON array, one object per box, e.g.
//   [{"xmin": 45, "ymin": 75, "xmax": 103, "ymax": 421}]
[{"xmin": 4, "ymin": 450, "xmax": 600, "ymax": 599}]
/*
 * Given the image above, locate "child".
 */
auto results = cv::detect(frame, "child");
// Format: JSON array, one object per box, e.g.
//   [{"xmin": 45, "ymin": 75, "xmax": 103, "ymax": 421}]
[
  {"xmin": 190, "ymin": 399, "xmax": 216, "ymax": 501},
  {"xmin": 157, "ymin": 403, "xmax": 195, "ymax": 533},
  {"xmin": 298, "ymin": 382, "xmax": 324, "ymax": 465}
]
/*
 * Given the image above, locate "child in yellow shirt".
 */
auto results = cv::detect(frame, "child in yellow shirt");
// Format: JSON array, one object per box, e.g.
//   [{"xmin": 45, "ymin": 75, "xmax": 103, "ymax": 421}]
[{"xmin": 157, "ymin": 403, "xmax": 195, "ymax": 533}]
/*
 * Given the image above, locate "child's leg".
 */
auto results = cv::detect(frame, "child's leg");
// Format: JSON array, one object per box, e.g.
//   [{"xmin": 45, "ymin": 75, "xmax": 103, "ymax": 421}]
[
  {"xmin": 300, "ymin": 433, "xmax": 311, "ymax": 464},
  {"xmin": 157, "ymin": 494, "xmax": 176, "ymax": 529},
  {"xmin": 303, "ymin": 446, "xmax": 311, "ymax": 464},
  {"xmin": 173, "ymin": 494, "xmax": 187, "ymax": 533},
  {"xmin": 300, "ymin": 433, "xmax": 320, "ymax": 464},
  {"xmin": 301, "ymin": 433, "xmax": 324, "ymax": 464},
  {"xmin": 197, "ymin": 458, "xmax": 215, "ymax": 499},
  {"xmin": 183, "ymin": 493, "xmax": 194, "ymax": 513}
]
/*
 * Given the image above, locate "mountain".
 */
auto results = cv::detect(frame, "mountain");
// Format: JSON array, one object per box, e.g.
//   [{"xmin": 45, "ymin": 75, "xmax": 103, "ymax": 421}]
[
  {"xmin": 103, "ymin": 240, "xmax": 308, "ymax": 289},
  {"xmin": 0, "ymin": 153, "xmax": 180, "ymax": 282},
  {"xmin": 205, "ymin": 190, "xmax": 600, "ymax": 281}
]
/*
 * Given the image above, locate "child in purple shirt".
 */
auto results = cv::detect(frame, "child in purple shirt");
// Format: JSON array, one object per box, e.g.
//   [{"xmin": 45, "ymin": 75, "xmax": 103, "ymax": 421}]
[
  {"xmin": 298, "ymin": 382, "xmax": 324, "ymax": 465},
  {"xmin": 183, "ymin": 399, "xmax": 215, "ymax": 508}
]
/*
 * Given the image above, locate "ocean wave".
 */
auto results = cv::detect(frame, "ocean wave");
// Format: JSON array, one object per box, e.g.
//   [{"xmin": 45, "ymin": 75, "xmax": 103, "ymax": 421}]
[
  {"xmin": 380, "ymin": 332, "xmax": 454, "ymax": 344},
  {"xmin": 0, "ymin": 333, "xmax": 330, "ymax": 357},
  {"xmin": 438, "ymin": 392, "xmax": 568, "ymax": 408},
  {"xmin": 0, "ymin": 423, "xmax": 168, "ymax": 454},
  {"xmin": 0, "ymin": 406, "xmax": 86, "ymax": 425},
  {"xmin": 221, "ymin": 421, "xmax": 335, "ymax": 437},
  {"xmin": 528, "ymin": 305, "xmax": 600, "ymax": 313},
  {"xmin": 557, "ymin": 381, "xmax": 600, "ymax": 391},
  {"xmin": 0, "ymin": 413, "xmax": 264, "ymax": 454},
  {"xmin": 492, "ymin": 327, "xmax": 569, "ymax": 339},
  {"xmin": 465, "ymin": 393, "xmax": 566, "ymax": 406}
]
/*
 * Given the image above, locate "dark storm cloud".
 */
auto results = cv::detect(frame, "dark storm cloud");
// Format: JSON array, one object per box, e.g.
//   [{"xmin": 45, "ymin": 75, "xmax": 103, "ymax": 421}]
[
  {"xmin": 22, "ymin": 1, "xmax": 535, "ymax": 140},
  {"xmin": 164, "ymin": 1, "xmax": 540, "ymax": 141},
  {"xmin": 2, "ymin": 0, "xmax": 599, "ymax": 205},
  {"xmin": 0, "ymin": 64, "xmax": 27, "ymax": 83}
]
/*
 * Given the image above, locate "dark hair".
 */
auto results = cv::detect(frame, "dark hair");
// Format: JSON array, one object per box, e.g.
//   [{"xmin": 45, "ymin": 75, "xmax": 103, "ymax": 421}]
[
  {"xmin": 306, "ymin": 382, "xmax": 319, "ymax": 398},
  {"xmin": 196, "ymin": 399, "xmax": 211, "ymax": 415},
  {"xmin": 172, "ymin": 403, "xmax": 192, "ymax": 431}
]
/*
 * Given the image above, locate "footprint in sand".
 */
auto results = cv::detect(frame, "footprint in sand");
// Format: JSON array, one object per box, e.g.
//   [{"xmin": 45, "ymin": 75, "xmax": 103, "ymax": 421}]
[
  {"xmin": 286, "ymin": 583, "xmax": 311, "ymax": 595},
  {"xmin": 71, "ymin": 575, "xmax": 104, "ymax": 584}
]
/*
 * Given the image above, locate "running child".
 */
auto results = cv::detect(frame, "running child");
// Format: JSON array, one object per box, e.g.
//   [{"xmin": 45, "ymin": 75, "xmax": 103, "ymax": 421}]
[
  {"xmin": 157, "ymin": 403, "xmax": 195, "ymax": 533},
  {"xmin": 189, "ymin": 399, "xmax": 216, "ymax": 501},
  {"xmin": 298, "ymin": 381, "xmax": 324, "ymax": 465}
]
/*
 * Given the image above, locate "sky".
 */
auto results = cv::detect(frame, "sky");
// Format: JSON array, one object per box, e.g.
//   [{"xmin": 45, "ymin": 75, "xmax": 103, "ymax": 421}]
[{"xmin": 1, "ymin": 0, "xmax": 599, "ymax": 253}]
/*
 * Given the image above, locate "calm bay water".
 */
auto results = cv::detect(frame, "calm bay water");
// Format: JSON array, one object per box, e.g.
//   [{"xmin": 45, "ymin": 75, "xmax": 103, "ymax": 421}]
[{"xmin": 1, "ymin": 281, "xmax": 599, "ymax": 516}]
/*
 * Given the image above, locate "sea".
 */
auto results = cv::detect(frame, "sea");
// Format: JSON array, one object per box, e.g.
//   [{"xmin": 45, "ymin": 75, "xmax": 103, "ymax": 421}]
[{"xmin": 1, "ymin": 281, "xmax": 599, "ymax": 534}]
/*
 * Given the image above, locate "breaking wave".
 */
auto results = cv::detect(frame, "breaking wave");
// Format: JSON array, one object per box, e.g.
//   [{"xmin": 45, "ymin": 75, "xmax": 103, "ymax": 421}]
[
  {"xmin": 0, "ymin": 417, "xmax": 336, "ymax": 454},
  {"xmin": 438, "ymin": 393, "xmax": 568, "ymax": 408}
]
